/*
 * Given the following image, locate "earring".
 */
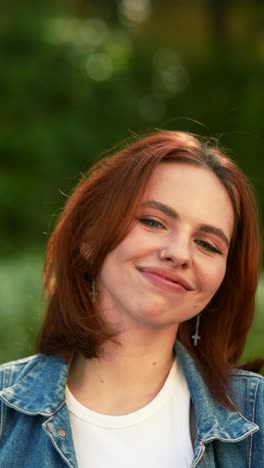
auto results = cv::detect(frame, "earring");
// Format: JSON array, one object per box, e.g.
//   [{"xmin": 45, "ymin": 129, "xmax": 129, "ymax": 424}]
[
  {"xmin": 160, "ymin": 249, "xmax": 167, "ymax": 260},
  {"xmin": 90, "ymin": 280, "xmax": 97, "ymax": 303},
  {"xmin": 192, "ymin": 313, "xmax": 201, "ymax": 346}
]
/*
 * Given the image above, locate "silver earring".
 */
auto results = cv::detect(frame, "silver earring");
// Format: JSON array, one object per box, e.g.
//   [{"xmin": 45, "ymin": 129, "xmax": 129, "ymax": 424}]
[
  {"xmin": 160, "ymin": 249, "xmax": 167, "ymax": 260},
  {"xmin": 192, "ymin": 313, "xmax": 201, "ymax": 346},
  {"xmin": 90, "ymin": 280, "xmax": 97, "ymax": 303}
]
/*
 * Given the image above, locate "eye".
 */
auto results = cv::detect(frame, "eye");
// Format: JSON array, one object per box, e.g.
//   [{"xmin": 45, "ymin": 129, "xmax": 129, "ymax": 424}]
[
  {"xmin": 195, "ymin": 239, "xmax": 223, "ymax": 255},
  {"xmin": 138, "ymin": 217, "xmax": 164, "ymax": 229}
]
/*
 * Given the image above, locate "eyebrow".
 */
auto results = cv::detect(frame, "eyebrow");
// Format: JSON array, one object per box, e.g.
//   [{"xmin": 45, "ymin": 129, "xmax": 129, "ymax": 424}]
[
  {"xmin": 142, "ymin": 200, "xmax": 177, "ymax": 219},
  {"xmin": 199, "ymin": 224, "xmax": 230, "ymax": 248},
  {"xmin": 141, "ymin": 200, "xmax": 231, "ymax": 248}
]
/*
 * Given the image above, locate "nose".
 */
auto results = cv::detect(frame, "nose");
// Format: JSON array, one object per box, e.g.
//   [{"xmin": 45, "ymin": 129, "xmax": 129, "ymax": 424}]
[{"xmin": 160, "ymin": 234, "xmax": 192, "ymax": 269}]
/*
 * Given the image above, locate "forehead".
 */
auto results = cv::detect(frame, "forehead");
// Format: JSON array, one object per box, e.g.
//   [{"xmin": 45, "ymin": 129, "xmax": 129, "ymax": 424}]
[{"xmin": 142, "ymin": 162, "xmax": 234, "ymax": 237}]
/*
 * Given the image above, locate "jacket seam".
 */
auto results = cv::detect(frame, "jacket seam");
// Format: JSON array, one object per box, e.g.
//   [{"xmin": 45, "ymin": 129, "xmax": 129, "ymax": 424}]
[
  {"xmin": 247, "ymin": 378, "xmax": 259, "ymax": 468},
  {"xmin": 0, "ymin": 390, "xmax": 3, "ymax": 440},
  {"xmin": 0, "ymin": 395, "xmax": 65, "ymax": 417},
  {"xmin": 43, "ymin": 422, "xmax": 74, "ymax": 468},
  {"xmin": 231, "ymin": 370, "xmax": 264, "ymax": 380},
  {"xmin": 0, "ymin": 355, "xmax": 39, "ymax": 370},
  {"xmin": 0, "ymin": 367, "xmax": 10, "ymax": 440},
  {"xmin": 0, "ymin": 359, "xmax": 41, "ymax": 394}
]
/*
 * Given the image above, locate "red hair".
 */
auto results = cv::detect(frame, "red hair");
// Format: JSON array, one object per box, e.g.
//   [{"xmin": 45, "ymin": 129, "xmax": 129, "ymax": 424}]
[{"xmin": 38, "ymin": 131, "xmax": 263, "ymax": 407}]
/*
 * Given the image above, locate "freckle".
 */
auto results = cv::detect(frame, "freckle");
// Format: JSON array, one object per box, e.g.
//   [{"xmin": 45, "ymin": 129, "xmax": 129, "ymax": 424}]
[
  {"xmin": 100, "ymin": 379, "xmax": 104, "ymax": 383},
  {"xmin": 194, "ymin": 305, "xmax": 198, "ymax": 308},
  {"xmin": 152, "ymin": 362, "xmax": 157, "ymax": 366}
]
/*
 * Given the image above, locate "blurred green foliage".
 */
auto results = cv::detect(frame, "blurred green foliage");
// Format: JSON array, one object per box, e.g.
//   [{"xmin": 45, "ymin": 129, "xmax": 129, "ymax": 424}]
[
  {"xmin": 0, "ymin": 0, "xmax": 263, "ymax": 362},
  {"xmin": 1, "ymin": 0, "xmax": 264, "ymax": 254}
]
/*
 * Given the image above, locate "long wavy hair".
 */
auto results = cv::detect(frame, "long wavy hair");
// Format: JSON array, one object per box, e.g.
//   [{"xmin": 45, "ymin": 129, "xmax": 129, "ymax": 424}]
[{"xmin": 38, "ymin": 130, "xmax": 263, "ymax": 408}]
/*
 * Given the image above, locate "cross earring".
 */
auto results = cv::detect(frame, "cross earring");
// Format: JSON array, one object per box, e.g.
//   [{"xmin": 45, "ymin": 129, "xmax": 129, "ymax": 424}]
[{"xmin": 192, "ymin": 313, "xmax": 201, "ymax": 346}]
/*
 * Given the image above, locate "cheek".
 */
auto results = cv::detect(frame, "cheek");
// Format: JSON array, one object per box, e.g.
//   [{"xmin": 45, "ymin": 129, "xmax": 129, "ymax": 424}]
[
  {"xmin": 97, "ymin": 246, "xmax": 128, "ymax": 290},
  {"xmin": 97, "ymin": 249, "xmax": 119, "ymax": 285},
  {"xmin": 201, "ymin": 261, "xmax": 227, "ymax": 296},
  {"xmin": 212, "ymin": 268, "xmax": 226, "ymax": 296}
]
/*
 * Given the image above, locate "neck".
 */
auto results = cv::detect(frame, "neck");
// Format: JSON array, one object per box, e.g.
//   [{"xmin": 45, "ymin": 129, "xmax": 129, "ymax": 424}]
[{"xmin": 68, "ymin": 325, "xmax": 178, "ymax": 415}]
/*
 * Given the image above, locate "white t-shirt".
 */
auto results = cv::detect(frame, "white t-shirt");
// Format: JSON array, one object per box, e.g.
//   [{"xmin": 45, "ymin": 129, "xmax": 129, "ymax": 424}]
[{"xmin": 66, "ymin": 359, "xmax": 194, "ymax": 467}]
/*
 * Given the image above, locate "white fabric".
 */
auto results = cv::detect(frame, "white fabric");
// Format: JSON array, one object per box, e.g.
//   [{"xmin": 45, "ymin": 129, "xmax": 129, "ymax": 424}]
[{"xmin": 66, "ymin": 359, "xmax": 194, "ymax": 468}]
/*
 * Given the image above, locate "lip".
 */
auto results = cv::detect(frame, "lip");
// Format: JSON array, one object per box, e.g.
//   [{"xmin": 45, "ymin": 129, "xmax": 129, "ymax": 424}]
[{"xmin": 137, "ymin": 266, "xmax": 195, "ymax": 292}]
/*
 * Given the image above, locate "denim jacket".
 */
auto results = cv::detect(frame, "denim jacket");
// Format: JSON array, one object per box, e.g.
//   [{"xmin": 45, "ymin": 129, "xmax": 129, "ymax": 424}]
[{"xmin": 0, "ymin": 342, "xmax": 263, "ymax": 468}]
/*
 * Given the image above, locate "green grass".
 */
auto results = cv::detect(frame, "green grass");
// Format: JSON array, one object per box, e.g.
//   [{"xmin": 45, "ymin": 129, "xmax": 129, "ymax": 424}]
[{"xmin": 0, "ymin": 253, "xmax": 263, "ymax": 364}]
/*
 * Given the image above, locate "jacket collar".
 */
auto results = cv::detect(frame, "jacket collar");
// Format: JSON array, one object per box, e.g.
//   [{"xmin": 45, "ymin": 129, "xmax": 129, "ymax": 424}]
[
  {"xmin": 0, "ymin": 354, "xmax": 68, "ymax": 416},
  {"xmin": 175, "ymin": 341, "xmax": 259, "ymax": 443},
  {"xmin": 0, "ymin": 344, "xmax": 259, "ymax": 442}
]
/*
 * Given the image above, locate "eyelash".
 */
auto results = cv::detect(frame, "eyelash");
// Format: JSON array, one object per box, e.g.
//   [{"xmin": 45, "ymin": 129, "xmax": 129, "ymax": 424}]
[
  {"xmin": 139, "ymin": 217, "xmax": 223, "ymax": 255},
  {"xmin": 195, "ymin": 240, "xmax": 223, "ymax": 255},
  {"xmin": 138, "ymin": 217, "xmax": 164, "ymax": 229}
]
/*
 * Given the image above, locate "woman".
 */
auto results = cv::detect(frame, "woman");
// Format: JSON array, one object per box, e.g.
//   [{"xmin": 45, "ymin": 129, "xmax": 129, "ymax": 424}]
[{"xmin": 0, "ymin": 130, "xmax": 263, "ymax": 467}]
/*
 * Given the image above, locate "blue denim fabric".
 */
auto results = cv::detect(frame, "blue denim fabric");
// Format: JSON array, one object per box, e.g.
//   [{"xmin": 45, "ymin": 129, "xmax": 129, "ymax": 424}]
[{"xmin": 0, "ymin": 342, "xmax": 263, "ymax": 467}]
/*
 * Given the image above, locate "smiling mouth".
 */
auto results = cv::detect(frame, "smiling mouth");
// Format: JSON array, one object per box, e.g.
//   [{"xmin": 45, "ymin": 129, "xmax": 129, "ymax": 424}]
[{"xmin": 137, "ymin": 267, "xmax": 194, "ymax": 293}]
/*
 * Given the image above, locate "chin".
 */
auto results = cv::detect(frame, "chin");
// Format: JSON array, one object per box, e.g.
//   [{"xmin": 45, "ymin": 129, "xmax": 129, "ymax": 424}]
[{"xmin": 136, "ymin": 309, "xmax": 177, "ymax": 328}]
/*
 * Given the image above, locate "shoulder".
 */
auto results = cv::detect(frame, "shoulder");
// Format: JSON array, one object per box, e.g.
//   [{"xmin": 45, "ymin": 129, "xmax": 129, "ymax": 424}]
[
  {"xmin": 230, "ymin": 367, "xmax": 264, "ymax": 387},
  {"xmin": 0, "ymin": 354, "xmax": 48, "ymax": 391},
  {"xmin": 229, "ymin": 368, "xmax": 264, "ymax": 419},
  {"xmin": 0, "ymin": 353, "xmax": 68, "ymax": 416}
]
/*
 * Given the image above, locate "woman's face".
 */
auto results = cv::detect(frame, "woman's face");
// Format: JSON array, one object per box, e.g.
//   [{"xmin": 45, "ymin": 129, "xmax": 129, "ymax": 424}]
[{"xmin": 96, "ymin": 163, "xmax": 234, "ymax": 332}]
